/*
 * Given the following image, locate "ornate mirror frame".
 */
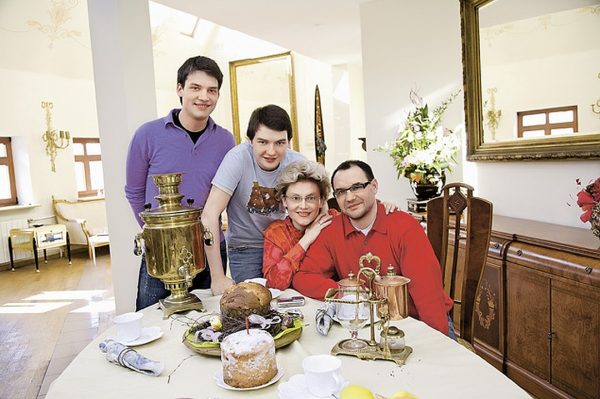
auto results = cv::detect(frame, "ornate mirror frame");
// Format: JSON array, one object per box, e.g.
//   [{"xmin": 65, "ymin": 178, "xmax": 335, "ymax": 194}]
[
  {"xmin": 229, "ymin": 51, "xmax": 299, "ymax": 151},
  {"xmin": 460, "ymin": 0, "xmax": 600, "ymax": 160}
]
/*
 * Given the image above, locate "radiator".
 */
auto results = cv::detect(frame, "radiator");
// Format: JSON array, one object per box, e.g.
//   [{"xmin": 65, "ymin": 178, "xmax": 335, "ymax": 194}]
[{"xmin": 0, "ymin": 219, "xmax": 29, "ymax": 264}]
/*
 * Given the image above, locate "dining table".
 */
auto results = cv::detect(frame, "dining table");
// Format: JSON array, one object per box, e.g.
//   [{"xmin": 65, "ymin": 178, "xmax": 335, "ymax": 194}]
[{"xmin": 45, "ymin": 289, "xmax": 531, "ymax": 398}]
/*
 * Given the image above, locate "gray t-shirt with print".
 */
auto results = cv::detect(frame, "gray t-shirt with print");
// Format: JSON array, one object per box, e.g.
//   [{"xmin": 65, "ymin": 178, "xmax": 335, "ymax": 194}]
[{"xmin": 212, "ymin": 141, "xmax": 305, "ymax": 247}]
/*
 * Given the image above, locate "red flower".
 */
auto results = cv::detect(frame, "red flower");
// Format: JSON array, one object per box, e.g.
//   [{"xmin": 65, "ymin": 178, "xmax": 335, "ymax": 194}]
[
  {"xmin": 586, "ymin": 177, "xmax": 600, "ymax": 203},
  {"xmin": 577, "ymin": 189, "xmax": 595, "ymax": 222}
]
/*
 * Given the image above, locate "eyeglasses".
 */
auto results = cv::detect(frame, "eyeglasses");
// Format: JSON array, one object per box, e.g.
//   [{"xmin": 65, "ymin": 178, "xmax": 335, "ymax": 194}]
[
  {"xmin": 333, "ymin": 180, "xmax": 372, "ymax": 198},
  {"xmin": 284, "ymin": 195, "xmax": 320, "ymax": 205}
]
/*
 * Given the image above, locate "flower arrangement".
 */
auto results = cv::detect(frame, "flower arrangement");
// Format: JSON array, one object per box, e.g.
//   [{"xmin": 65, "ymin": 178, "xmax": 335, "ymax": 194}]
[
  {"xmin": 575, "ymin": 177, "xmax": 600, "ymax": 238},
  {"xmin": 377, "ymin": 89, "xmax": 461, "ymax": 185}
]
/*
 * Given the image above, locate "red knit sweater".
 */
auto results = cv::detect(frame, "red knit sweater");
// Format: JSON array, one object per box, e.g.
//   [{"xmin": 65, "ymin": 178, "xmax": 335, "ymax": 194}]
[{"xmin": 292, "ymin": 203, "xmax": 452, "ymax": 335}]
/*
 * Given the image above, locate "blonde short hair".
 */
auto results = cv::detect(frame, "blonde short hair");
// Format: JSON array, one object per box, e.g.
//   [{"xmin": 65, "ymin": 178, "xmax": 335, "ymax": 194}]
[{"xmin": 275, "ymin": 160, "xmax": 331, "ymax": 200}]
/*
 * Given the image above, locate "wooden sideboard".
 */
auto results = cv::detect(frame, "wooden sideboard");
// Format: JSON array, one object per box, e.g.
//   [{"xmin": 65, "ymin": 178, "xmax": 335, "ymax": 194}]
[{"xmin": 461, "ymin": 216, "xmax": 600, "ymax": 399}]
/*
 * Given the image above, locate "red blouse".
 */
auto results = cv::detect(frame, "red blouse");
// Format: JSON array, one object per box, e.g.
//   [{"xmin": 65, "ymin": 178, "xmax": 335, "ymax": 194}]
[
  {"xmin": 262, "ymin": 217, "xmax": 306, "ymax": 290},
  {"xmin": 262, "ymin": 210, "xmax": 338, "ymax": 290}
]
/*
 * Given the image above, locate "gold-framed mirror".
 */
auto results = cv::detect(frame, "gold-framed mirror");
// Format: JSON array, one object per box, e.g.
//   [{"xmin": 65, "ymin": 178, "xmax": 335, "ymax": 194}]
[
  {"xmin": 229, "ymin": 51, "xmax": 299, "ymax": 151},
  {"xmin": 460, "ymin": 0, "xmax": 600, "ymax": 160}
]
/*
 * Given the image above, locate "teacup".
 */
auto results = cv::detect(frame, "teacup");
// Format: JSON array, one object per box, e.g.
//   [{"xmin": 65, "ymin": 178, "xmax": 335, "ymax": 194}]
[
  {"xmin": 302, "ymin": 354, "xmax": 344, "ymax": 397},
  {"xmin": 113, "ymin": 312, "xmax": 143, "ymax": 343}
]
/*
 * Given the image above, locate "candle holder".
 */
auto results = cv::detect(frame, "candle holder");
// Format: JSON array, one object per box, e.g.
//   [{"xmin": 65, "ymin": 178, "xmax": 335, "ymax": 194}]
[
  {"xmin": 324, "ymin": 254, "xmax": 413, "ymax": 366},
  {"xmin": 41, "ymin": 101, "xmax": 70, "ymax": 172}
]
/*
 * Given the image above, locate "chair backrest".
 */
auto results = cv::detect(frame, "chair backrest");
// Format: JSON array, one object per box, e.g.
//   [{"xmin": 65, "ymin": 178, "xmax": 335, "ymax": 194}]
[
  {"xmin": 426, "ymin": 183, "xmax": 493, "ymax": 344},
  {"xmin": 52, "ymin": 196, "xmax": 108, "ymax": 245}
]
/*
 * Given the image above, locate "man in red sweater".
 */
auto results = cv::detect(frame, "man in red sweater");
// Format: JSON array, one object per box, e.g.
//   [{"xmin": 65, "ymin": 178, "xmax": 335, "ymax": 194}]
[{"xmin": 292, "ymin": 160, "xmax": 453, "ymax": 336}]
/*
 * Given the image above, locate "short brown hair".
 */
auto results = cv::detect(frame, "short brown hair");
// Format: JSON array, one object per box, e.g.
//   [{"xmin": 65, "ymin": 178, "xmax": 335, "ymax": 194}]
[{"xmin": 247, "ymin": 104, "xmax": 293, "ymax": 141}]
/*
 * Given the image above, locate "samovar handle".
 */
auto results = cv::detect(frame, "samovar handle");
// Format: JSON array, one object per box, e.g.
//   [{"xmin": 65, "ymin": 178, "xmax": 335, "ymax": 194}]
[
  {"xmin": 203, "ymin": 225, "xmax": 214, "ymax": 246},
  {"xmin": 133, "ymin": 233, "xmax": 143, "ymax": 256}
]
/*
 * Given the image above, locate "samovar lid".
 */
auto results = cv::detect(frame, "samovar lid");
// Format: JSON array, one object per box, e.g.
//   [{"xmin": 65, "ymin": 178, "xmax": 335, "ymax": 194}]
[
  {"xmin": 381, "ymin": 326, "xmax": 404, "ymax": 338},
  {"xmin": 376, "ymin": 265, "xmax": 411, "ymax": 286},
  {"xmin": 138, "ymin": 173, "xmax": 202, "ymax": 224},
  {"xmin": 140, "ymin": 203, "xmax": 202, "ymax": 222},
  {"xmin": 337, "ymin": 271, "xmax": 361, "ymax": 288}
]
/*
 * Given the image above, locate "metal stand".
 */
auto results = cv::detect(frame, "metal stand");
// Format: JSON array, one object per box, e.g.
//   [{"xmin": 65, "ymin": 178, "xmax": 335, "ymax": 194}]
[
  {"xmin": 324, "ymin": 262, "xmax": 413, "ymax": 366},
  {"xmin": 331, "ymin": 340, "xmax": 413, "ymax": 366}
]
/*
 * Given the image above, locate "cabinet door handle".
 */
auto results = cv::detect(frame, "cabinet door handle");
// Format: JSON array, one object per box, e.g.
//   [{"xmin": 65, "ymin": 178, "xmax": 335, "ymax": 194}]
[
  {"xmin": 585, "ymin": 266, "xmax": 592, "ymax": 274},
  {"xmin": 516, "ymin": 249, "xmax": 523, "ymax": 256},
  {"xmin": 547, "ymin": 332, "xmax": 555, "ymax": 340}
]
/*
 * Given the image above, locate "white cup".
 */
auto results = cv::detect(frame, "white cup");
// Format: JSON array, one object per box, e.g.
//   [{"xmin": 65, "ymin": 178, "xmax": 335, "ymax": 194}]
[
  {"xmin": 113, "ymin": 312, "xmax": 143, "ymax": 343},
  {"xmin": 302, "ymin": 354, "xmax": 344, "ymax": 398}
]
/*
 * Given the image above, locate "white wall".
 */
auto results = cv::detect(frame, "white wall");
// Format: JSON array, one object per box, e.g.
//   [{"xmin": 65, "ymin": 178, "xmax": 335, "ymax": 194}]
[
  {"xmin": 0, "ymin": 68, "xmax": 99, "ymax": 224},
  {"xmin": 361, "ymin": 0, "xmax": 464, "ymax": 206},
  {"xmin": 360, "ymin": 0, "xmax": 600, "ymax": 229},
  {"xmin": 347, "ymin": 63, "xmax": 368, "ymax": 161}
]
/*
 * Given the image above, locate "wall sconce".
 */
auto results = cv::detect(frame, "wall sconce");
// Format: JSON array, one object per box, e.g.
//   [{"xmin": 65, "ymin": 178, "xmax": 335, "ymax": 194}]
[
  {"xmin": 358, "ymin": 137, "xmax": 367, "ymax": 151},
  {"xmin": 591, "ymin": 72, "xmax": 600, "ymax": 118},
  {"xmin": 41, "ymin": 101, "xmax": 70, "ymax": 172},
  {"xmin": 484, "ymin": 88, "xmax": 502, "ymax": 141}
]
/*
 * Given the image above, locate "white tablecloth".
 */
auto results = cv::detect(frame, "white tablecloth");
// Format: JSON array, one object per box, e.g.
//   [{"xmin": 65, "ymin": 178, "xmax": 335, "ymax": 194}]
[{"xmin": 46, "ymin": 290, "xmax": 530, "ymax": 398}]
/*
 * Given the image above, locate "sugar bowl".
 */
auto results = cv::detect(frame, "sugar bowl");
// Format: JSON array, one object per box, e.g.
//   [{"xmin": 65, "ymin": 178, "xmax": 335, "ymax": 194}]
[{"xmin": 379, "ymin": 326, "xmax": 405, "ymax": 352}]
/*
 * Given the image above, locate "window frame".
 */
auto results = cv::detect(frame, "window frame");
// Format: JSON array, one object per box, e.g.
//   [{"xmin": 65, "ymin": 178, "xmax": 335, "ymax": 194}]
[
  {"xmin": 517, "ymin": 105, "xmax": 578, "ymax": 138},
  {"xmin": 73, "ymin": 138, "xmax": 102, "ymax": 198},
  {"xmin": 0, "ymin": 137, "xmax": 18, "ymax": 206}
]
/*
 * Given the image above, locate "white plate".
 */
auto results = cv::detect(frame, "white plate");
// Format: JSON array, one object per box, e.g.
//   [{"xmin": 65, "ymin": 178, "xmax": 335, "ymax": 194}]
[
  {"xmin": 278, "ymin": 374, "xmax": 347, "ymax": 399},
  {"xmin": 244, "ymin": 277, "xmax": 267, "ymax": 286},
  {"xmin": 269, "ymin": 288, "xmax": 282, "ymax": 298},
  {"xmin": 116, "ymin": 326, "xmax": 163, "ymax": 346},
  {"xmin": 215, "ymin": 367, "xmax": 284, "ymax": 391}
]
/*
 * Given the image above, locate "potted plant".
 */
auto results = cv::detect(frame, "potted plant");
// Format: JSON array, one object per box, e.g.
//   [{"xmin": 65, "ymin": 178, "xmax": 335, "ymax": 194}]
[{"xmin": 377, "ymin": 89, "xmax": 460, "ymax": 200}]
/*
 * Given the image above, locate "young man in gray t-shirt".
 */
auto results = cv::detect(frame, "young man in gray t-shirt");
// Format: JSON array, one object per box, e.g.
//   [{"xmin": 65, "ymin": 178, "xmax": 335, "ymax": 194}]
[{"xmin": 201, "ymin": 104, "xmax": 305, "ymax": 294}]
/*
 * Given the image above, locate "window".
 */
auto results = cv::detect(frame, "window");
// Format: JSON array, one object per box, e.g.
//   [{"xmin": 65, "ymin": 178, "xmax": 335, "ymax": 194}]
[
  {"xmin": 517, "ymin": 106, "xmax": 578, "ymax": 138},
  {"xmin": 73, "ymin": 138, "xmax": 104, "ymax": 198},
  {"xmin": 0, "ymin": 137, "xmax": 17, "ymax": 206}
]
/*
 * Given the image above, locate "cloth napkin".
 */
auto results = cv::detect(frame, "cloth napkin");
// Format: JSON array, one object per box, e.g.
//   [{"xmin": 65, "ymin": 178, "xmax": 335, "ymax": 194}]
[
  {"xmin": 99, "ymin": 339, "xmax": 164, "ymax": 376},
  {"xmin": 315, "ymin": 302, "xmax": 336, "ymax": 336}
]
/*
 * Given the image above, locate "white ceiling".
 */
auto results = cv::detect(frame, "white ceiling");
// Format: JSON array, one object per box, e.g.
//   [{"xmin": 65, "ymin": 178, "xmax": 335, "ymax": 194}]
[{"xmin": 154, "ymin": 0, "xmax": 372, "ymax": 65}]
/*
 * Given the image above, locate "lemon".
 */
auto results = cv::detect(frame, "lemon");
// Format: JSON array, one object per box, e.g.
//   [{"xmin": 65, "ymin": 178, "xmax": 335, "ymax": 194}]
[
  {"xmin": 339, "ymin": 385, "xmax": 374, "ymax": 399},
  {"xmin": 390, "ymin": 390, "xmax": 418, "ymax": 399},
  {"xmin": 209, "ymin": 315, "xmax": 222, "ymax": 330}
]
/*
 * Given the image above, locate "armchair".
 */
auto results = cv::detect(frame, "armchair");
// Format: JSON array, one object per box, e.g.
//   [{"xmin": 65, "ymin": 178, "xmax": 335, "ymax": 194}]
[{"xmin": 52, "ymin": 196, "xmax": 110, "ymax": 265}]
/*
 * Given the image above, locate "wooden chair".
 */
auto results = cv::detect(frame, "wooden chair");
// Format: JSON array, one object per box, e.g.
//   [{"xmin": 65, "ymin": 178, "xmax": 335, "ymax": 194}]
[
  {"xmin": 426, "ymin": 183, "xmax": 493, "ymax": 345},
  {"xmin": 327, "ymin": 197, "xmax": 340, "ymax": 212}
]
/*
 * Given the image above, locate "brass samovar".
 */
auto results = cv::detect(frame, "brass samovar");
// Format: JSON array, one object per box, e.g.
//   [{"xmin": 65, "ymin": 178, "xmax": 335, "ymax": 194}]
[{"xmin": 134, "ymin": 173, "xmax": 206, "ymax": 318}]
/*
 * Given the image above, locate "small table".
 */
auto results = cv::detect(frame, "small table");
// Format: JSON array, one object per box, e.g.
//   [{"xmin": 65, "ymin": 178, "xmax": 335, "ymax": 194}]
[{"xmin": 8, "ymin": 224, "xmax": 71, "ymax": 272}]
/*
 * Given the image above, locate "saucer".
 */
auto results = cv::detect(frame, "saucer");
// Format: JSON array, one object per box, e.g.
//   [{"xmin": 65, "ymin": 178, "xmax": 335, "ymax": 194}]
[
  {"xmin": 245, "ymin": 277, "xmax": 267, "ymax": 286},
  {"xmin": 214, "ymin": 367, "xmax": 284, "ymax": 391},
  {"xmin": 278, "ymin": 374, "xmax": 348, "ymax": 399},
  {"xmin": 269, "ymin": 288, "xmax": 282, "ymax": 298},
  {"xmin": 116, "ymin": 326, "xmax": 163, "ymax": 346}
]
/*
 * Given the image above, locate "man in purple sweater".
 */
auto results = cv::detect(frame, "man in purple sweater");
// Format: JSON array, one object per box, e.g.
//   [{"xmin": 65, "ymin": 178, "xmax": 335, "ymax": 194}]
[{"xmin": 125, "ymin": 56, "xmax": 235, "ymax": 310}]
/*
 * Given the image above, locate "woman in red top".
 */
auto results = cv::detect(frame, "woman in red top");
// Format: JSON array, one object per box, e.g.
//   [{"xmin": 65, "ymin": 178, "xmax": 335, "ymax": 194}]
[{"xmin": 262, "ymin": 161, "xmax": 335, "ymax": 290}]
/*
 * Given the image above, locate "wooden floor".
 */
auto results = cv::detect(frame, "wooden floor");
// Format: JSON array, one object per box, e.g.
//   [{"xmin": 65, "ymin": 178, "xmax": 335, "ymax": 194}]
[{"xmin": 0, "ymin": 248, "xmax": 114, "ymax": 399}]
